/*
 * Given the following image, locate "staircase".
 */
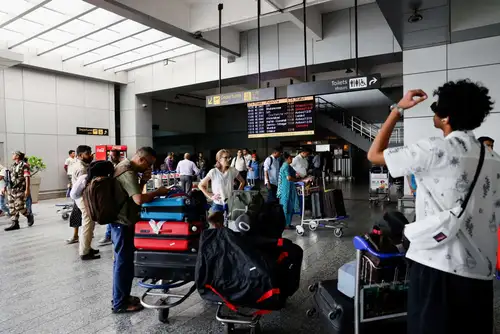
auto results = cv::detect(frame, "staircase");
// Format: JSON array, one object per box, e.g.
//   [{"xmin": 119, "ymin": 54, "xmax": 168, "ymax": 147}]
[{"xmin": 316, "ymin": 97, "xmax": 403, "ymax": 152}]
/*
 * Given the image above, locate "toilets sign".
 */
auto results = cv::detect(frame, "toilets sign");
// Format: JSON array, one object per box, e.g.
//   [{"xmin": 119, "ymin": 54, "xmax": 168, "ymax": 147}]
[
  {"xmin": 331, "ymin": 74, "xmax": 381, "ymax": 92},
  {"xmin": 287, "ymin": 73, "xmax": 381, "ymax": 97}
]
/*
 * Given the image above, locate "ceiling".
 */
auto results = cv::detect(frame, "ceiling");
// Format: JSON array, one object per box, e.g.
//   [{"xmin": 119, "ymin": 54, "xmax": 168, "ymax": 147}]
[
  {"xmin": 0, "ymin": 0, "xmax": 201, "ymax": 72},
  {"xmin": 319, "ymin": 89, "xmax": 393, "ymax": 109}
]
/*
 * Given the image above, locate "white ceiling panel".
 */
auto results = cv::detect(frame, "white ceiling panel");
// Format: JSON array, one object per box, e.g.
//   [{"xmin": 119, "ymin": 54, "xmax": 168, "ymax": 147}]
[{"xmin": 0, "ymin": 0, "xmax": 199, "ymax": 72}]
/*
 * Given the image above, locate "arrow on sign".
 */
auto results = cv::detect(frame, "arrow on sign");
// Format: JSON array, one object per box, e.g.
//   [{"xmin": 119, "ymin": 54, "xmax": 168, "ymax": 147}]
[
  {"xmin": 369, "ymin": 77, "xmax": 378, "ymax": 86},
  {"xmin": 208, "ymin": 97, "xmax": 213, "ymax": 105}
]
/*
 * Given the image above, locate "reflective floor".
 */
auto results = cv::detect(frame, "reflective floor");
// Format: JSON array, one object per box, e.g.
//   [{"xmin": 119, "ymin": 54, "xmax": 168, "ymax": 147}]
[{"xmin": 0, "ymin": 183, "xmax": 499, "ymax": 333}]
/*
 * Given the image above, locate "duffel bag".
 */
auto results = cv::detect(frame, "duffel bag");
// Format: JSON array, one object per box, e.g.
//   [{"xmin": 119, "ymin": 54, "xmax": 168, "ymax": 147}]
[{"xmin": 195, "ymin": 228, "xmax": 285, "ymax": 311}]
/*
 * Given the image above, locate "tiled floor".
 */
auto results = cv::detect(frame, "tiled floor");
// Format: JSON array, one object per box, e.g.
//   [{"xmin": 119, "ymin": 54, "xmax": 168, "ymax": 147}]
[{"xmin": 0, "ymin": 183, "xmax": 498, "ymax": 334}]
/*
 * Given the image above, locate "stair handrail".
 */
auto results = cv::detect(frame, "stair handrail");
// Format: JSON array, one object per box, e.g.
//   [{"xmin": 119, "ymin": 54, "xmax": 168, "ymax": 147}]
[{"xmin": 315, "ymin": 96, "xmax": 403, "ymax": 144}]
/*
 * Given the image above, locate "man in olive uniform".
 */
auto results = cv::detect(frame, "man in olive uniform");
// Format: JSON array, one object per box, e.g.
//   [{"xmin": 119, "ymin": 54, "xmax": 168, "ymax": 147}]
[{"xmin": 5, "ymin": 151, "xmax": 34, "ymax": 231}]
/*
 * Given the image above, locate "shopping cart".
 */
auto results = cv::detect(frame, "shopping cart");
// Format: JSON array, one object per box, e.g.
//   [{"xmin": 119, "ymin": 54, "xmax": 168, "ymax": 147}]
[
  {"xmin": 294, "ymin": 181, "xmax": 348, "ymax": 237},
  {"xmin": 352, "ymin": 236, "xmax": 408, "ymax": 334},
  {"xmin": 369, "ymin": 166, "xmax": 391, "ymax": 206}
]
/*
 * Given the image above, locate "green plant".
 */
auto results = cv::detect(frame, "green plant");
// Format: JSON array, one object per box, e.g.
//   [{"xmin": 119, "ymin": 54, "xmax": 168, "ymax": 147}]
[{"xmin": 27, "ymin": 156, "xmax": 46, "ymax": 176}]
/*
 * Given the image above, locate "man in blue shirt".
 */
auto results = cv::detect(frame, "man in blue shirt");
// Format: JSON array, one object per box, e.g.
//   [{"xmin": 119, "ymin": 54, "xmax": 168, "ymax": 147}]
[{"xmin": 263, "ymin": 148, "xmax": 282, "ymax": 203}]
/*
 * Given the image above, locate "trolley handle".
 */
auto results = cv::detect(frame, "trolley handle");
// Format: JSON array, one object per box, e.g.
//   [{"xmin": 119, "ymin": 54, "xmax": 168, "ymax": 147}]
[{"xmin": 352, "ymin": 236, "xmax": 405, "ymax": 259}]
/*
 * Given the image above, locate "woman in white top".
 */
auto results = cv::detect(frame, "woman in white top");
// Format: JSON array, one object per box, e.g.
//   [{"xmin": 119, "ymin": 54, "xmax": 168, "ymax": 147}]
[
  {"xmin": 199, "ymin": 149, "xmax": 245, "ymax": 212},
  {"xmin": 231, "ymin": 149, "xmax": 248, "ymax": 188}
]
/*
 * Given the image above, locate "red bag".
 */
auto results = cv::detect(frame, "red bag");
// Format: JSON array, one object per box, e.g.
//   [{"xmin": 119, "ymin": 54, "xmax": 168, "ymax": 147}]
[{"xmin": 134, "ymin": 220, "xmax": 204, "ymax": 252}]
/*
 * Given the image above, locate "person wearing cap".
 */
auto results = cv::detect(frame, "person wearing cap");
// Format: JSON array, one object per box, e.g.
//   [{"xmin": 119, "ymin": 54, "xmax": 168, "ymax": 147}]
[{"xmin": 4, "ymin": 151, "xmax": 34, "ymax": 231}]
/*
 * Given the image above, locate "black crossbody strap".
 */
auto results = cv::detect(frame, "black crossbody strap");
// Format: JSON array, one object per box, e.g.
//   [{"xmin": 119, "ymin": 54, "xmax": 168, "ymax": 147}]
[{"xmin": 458, "ymin": 143, "xmax": 486, "ymax": 218}]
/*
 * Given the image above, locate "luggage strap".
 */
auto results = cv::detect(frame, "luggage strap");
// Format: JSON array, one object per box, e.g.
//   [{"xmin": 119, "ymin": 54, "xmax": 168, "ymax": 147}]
[
  {"xmin": 205, "ymin": 285, "xmax": 280, "ymax": 316},
  {"xmin": 276, "ymin": 252, "xmax": 289, "ymax": 264}
]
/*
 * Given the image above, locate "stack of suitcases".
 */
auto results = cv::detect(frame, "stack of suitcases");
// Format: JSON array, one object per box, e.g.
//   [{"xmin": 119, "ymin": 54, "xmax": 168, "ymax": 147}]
[{"xmin": 134, "ymin": 192, "xmax": 207, "ymax": 282}]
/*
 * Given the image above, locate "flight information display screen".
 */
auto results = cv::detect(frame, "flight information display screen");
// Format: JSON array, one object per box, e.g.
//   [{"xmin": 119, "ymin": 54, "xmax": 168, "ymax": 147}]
[{"xmin": 247, "ymin": 96, "xmax": 315, "ymax": 138}]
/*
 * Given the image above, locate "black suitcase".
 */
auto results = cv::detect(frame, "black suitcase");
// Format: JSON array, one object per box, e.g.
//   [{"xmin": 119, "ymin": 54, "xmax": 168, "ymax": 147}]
[
  {"xmin": 312, "ymin": 279, "xmax": 354, "ymax": 334},
  {"xmin": 276, "ymin": 239, "xmax": 303, "ymax": 297},
  {"xmin": 134, "ymin": 251, "xmax": 198, "ymax": 281},
  {"xmin": 322, "ymin": 191, "xmax": 337, "ymax": 218},
  {"xmin": 333, "ymin": 189, "xmax": 347, "ymax": 217}
]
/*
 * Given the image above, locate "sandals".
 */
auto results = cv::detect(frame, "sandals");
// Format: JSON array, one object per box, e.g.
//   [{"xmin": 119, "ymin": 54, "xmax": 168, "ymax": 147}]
[
  {"xmin": 66, "ymin": 237, "xmax": 79, "ymax": 244},
  {"xmin": 112, "ymin": 296, "xmax": 144, "ymax": 313}
]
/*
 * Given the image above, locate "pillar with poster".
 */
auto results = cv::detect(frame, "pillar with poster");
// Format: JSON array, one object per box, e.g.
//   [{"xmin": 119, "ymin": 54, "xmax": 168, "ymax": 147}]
[{"xmin": 95, "ymin": 145, "xmax": 128, "ymax": 161}]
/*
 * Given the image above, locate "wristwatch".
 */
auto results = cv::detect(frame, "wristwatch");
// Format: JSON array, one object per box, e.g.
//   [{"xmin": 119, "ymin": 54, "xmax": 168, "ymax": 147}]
[{"xmin": 390, "ymin": 104, "xmax": 404, "ymax": 117}]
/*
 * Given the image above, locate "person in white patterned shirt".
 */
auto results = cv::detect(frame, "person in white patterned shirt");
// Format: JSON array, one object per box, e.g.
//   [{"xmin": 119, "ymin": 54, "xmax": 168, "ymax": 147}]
[{"xmin": 368, "ymin": 80, "xmax": 498, "ymax": 334}]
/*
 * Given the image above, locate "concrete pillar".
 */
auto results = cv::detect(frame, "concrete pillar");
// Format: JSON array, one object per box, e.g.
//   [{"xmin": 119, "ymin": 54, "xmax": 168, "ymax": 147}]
[
  {"xmin": 403, "ymin": 36, "xmax": 500, "ymax": 150},
  {"xmin": 120, "ymin": 83, "xmax": 153, "ymax": 157}
]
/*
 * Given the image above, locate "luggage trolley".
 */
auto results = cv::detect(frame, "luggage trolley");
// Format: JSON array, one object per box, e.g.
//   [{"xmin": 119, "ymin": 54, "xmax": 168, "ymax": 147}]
[
  {"xmin": 138, "ymin": 279, "xmax": 196, "ymax": 323},
  {"xmin": 369, "ymin": 166, "xmax": 391, "ymax": 205},
  {"xmin": 294, "ymin": 182, "xmax": 348, "ymax": 237},
  {"xmin": 352, "ymin": 236, "xmax": 408, "ymax": 334},
  {"xmin": 55, "ymin": 203, "xmax": 73, "ymax": 220}
]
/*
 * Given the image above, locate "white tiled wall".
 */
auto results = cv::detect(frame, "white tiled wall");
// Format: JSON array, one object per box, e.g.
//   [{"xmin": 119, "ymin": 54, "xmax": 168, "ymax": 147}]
[
  {"xmin": 0, "ymin": 67, "xmax": 115, "ymax": 192},
  {"xmin": 403, "ymin": 36, "xmax": 500, "ymax": 151}
]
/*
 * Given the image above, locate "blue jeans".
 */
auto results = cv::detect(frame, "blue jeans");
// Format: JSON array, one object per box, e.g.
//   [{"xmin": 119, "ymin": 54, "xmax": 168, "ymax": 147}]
[
  {"xmin": 0, "ymin": 194, "xmax": 9, "ymax": 215},
  {"xmin": 110, "ymin": 223, "xmax": 135, "ymax": 310},
  {"xmin": 211, "ymin": 203, "xmax": 225, "ymax": 213},
  {"xmin": 105, "ymin": 224, "xmax": 111, "ymax": 239},
  {"xmin": 25, "ymin": 195, "xmax": 32, "ymax": 215}
]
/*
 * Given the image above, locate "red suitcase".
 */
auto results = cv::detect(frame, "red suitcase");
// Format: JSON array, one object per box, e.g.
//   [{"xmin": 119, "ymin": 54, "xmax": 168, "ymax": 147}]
[{"xmin": 134, "ymin": 220, "xmax": 204, "ymax": 252}]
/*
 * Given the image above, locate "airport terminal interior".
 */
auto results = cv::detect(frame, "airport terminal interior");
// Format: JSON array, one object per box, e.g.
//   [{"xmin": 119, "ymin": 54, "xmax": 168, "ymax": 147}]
[{"xmin": 1, "ymin": 0, "xmax": 500, "ymax": 333}]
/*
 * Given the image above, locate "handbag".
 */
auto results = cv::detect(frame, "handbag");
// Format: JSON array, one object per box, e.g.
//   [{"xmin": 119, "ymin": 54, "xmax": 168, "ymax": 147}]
[
  {"xmin": 404, "ymin": 143, "xmax": 485, "ymax": 250},
  {"xmin": 69, "ymin": 202, "xmax": 82, "ymax": 228}
]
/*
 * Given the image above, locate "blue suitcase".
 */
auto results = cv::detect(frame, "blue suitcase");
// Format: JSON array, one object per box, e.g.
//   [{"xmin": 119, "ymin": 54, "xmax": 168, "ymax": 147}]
[{"xmin": 141, "ymin": 196, "xmax": 199, "ymax": 222}]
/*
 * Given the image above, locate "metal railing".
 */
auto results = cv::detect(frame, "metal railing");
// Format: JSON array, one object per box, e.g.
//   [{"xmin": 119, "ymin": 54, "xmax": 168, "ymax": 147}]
[{"xmin": 315, "ymin": 97, "xmax": 403, "ymax": 144}]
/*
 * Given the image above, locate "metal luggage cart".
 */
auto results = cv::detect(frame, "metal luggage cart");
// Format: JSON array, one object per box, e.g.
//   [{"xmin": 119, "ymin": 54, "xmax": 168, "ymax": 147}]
[
  {"xmin": 55, "ymin": 203, "xmax": 73, "ymax": 220},
  {"xmin": 353, "ymin": 236, "xmax": 408, "ymax": 334},
  {"xmin": 215, "ymin": 303, "xmax": 262, "ymax": 334},
  {"xmin": 369, "ymin": 166, "xmax": 391, "ymax": 205},
  {"xmin": 138, "ymin": 279, "xmax": 196, "ymax": 323},
  {"xmin": 294, "ymin": 182, "xmax": 348, "ymax": 237}
]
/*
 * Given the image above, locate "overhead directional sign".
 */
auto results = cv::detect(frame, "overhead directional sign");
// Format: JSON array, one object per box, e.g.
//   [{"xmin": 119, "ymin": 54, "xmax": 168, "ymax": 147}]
[
  {"xmin": 206, "ymin": 88, "xmax": 276, "ymax": 108},
  {"xmin": 287, "ymin": 73, "xmax": 382, "ymax": 98},
  {"xmin": 76, "ymin": 127, "xmax": 109, "ymax": 136}
]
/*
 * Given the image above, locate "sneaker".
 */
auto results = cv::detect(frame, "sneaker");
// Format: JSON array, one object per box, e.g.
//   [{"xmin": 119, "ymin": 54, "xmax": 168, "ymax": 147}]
[
  {"xmin": 81, "ymin": 253, "xmax": 101, "ymax": 261},
  {"xmin": 98, "ymin": 236, "xmax": 112, "ymax": 246},
  {"xmin": 4, "ymin": 221, "xmax": 20, "ymax": 231},
  {"xmin": 66, "ymin": 237, "xmax": 79, "ymax": 244},
  {"xmin": 27, "ymin": 214, "xmax": 34, "ymax": 227}
]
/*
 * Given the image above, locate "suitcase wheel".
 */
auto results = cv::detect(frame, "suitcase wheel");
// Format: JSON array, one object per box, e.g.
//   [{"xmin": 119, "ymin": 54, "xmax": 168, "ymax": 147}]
[
  {"xmin": 306, "ymin": 308, "xmax": 316, "ymax": 317},
  {"xmin": 333, "ymin": 228, "xmax": 343, "ymax": 238},
  {"xmin": 328, "ymin": 308, "xmax": 341, "ymax": 320},
  {"xmin": 308, "ymin": 283, "xmax": 318, "ymax": 293}
]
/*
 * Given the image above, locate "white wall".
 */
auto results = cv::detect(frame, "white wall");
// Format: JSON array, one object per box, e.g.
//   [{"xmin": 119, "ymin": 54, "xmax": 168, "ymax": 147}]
[
  {"xmin": 127, "ymin": 3, "xmax": 400, "ymax": 95},
  {"xmin": 0, "ymin": 67, "xmax": 115, "ymax": 193},
  {"xmin": 403, "ymin": 35, "xmax": 500, "ymax": 151},
  {"xmin": 152, "ymin": 100, "xmax": 206, "ymax": 134}
]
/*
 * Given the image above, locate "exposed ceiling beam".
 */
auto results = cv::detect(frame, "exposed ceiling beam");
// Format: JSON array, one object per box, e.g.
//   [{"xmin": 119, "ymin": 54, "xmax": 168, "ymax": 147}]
[
  {"xmin": 37, "ymin": 18, "xmax": 127, "ymax": 56},
  {"xmin": 8, "ymin": 7, "xmax": 98, "ymax": 50},
  {"xmin": 104, "ymin": 43, "xmax": 191, "ymax": 71},
  {"xmin": 116, "ymin": 50, "xmax": 199, "ymax": 73},
  {"xmin": 62, "ymin": 27, "xmax": 151, "ymax": 62},
  {"xmin": 85, "ymin": 0, "xmax": 240, "ymax": 58},
  {"xmin": 259, "ymin": 0, "xmax": 284, "ymax": 12},
  {"xmin": 0, "ymin": 0, "xmax": 52, "ymax": 29},
  {"xmin": 288, "ymin": 5, "xmax": 323, "ymax": 40},
  {"xmin": 84, "ymin": 35, "xmax": 173, "ymax": 66}
]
